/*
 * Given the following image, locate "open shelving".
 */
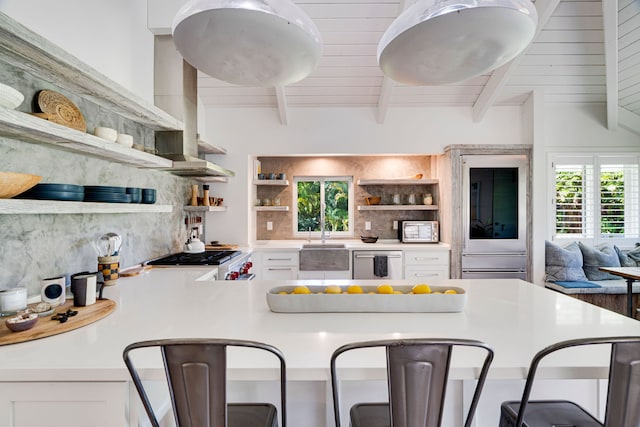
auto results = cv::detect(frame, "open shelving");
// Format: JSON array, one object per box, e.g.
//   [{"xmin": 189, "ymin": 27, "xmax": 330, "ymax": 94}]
[
  {"xmin": 253, "ymin": 179, "xmax": 289, "ymax": 186},
  {"xmin": 358, "ymin": 205, "xmax": 438, "ymax": 211},
  {"xmin": 0, "ymin": 199, "xmax": 172, "ymax": 215},
  {"xmin": 254, "ymin": 206, "xmax": 289, "ymax": 212},
  {"xmin": 184, "ymin": 205, "xmax": 227, "ymax": 212},
  {"xmin": 357, "ymin": 178, "xmax": 438, "ymax": 186},
  {"xmin": 0, "ymin": 108, "xmax": 173, "ymax": 168}
]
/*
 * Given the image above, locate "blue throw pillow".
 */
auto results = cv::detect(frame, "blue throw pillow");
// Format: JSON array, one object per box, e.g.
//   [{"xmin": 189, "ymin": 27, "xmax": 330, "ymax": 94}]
[
  {"xmin": 545, "ymin": 240, "xmax": 587, "ymax": 282},
  {"xmin": 578, "ymin": 242, "xmax": 620, "ymax": 280},
  {"xmin": 614, "ymin": 244, "xmax": 640, "ymax": 267}
]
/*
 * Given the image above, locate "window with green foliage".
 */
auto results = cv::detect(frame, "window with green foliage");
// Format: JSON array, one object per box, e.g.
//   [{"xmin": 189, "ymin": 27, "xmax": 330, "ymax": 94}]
[
  {"xmin": 552, "ymin": 154, "xmax": 639, "ymax": 242},
  {"xmin": 294, "ymin": 177, "xmax": 353, "ymax": 237}
]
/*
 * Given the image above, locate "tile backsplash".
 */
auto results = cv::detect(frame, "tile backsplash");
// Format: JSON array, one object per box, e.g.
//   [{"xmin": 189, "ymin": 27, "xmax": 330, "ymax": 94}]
[{"xmin": 256, "ymin": 156, "xmax": 437, "ymax": 240}]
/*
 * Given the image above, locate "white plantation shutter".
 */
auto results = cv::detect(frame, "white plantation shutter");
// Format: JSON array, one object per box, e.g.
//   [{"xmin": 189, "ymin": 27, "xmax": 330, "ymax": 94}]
[
  {"xmin": 599, "ymin": 156, "xmax": 640, "ymax": 239},
  {"xmin": 552, "ymin": 154, "xmax": 640, "ymax": 242},
  {"xmin": 553, "ymin": 156, "xmax": 594, "ymax": 238}
]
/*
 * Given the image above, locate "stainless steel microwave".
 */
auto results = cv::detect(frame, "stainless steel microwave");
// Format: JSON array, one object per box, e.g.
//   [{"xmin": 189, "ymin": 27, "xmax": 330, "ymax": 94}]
[{"xmin": 399, "ymin": 221, "xmax": 439, "ymax": 243}]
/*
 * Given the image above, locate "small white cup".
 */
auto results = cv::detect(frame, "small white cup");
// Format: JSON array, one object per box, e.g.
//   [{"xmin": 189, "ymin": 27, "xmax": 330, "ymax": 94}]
[
  {"xmin": 94, "ymin": 127, "xmax": 118, "ymax": 141},
  {"xmin": 116, "ymin": 133, "xmax": 134, "ymax": 148}
]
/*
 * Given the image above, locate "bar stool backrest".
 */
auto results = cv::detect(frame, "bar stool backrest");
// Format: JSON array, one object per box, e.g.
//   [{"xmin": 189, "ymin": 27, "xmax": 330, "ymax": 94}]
[
  {"xmin": 123, "ymin": 338, "xmax": 287, "ymax": 427},
  {"xmin": 514, "ymin": 336, "xmax": 640, "ymax": 427},
  {"xmin": 330, "ymin": 338, "xmax": 494, "ymax": 427}
]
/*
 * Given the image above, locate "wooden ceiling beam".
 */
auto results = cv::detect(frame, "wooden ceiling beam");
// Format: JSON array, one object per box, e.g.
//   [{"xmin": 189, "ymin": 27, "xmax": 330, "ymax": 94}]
[
  {"xmin": 602, "ymin": 0, "xmax": 619, "ymax": 130},
  {"xmin": 376, "ymin": 0, "xmax": 412, "ymax": 123},
  {"xmin": 472, "ymin": 0, "xmax": 561, "ymax": 122}
]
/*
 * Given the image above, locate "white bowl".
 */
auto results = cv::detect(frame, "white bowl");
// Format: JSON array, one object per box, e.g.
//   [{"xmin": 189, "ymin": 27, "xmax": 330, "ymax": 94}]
[
  {"xmin": 0, "ymin": 83, "xmax": 24, "ymax": 109},
  {"xmin": 94, "ymin": 127, "xmax": 118, "ymax": 141},
  {"xmin": 116, "ymin": 133, "xmax": 133, "ymax": 148}
]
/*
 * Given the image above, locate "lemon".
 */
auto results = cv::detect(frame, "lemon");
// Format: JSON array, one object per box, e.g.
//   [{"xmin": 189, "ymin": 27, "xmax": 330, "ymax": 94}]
[
  {"xmin": 292, "ymin": 286, "xmax": 311, "ymax": 294},
  {"xmin": 347, "ymin": 285, "xmax": 363, "ymax": 294},
  {"xmin": 278, "ymin": 291, "xmax": 288, "ymax": 295},
  {"xmin": 444, "ymin": 289, "xmax": 457, "ymax": 294},
  {"xmin": 325, "ymin": 285, "xmax": 342, "ymax": 294},
  {"xmin": 393, "ymin": 290, "xmax": 404, "ymax": 294},
  {"xmin": 377, "ymin": 284, "xmax": 394, "ymax": 294},
  {"xmin": 412, "ymin": 284, "xmax": 432, "ymax": 294}
]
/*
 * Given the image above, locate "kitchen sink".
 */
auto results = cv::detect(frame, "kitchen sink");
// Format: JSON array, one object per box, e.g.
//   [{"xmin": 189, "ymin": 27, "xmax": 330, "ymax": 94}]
[
  {"xmin": 300, "ymin": 243, "xmax": 349, "ymax": 271},
  {"xmin": 301, "ymin": 243, "xmax": 346, "ymax": 249}
]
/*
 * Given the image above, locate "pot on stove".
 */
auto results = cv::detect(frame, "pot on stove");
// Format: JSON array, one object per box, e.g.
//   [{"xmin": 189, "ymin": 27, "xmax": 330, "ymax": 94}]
[{"xmin": 184, "ymin": 237, "xmax": 205, "ymax": 253}]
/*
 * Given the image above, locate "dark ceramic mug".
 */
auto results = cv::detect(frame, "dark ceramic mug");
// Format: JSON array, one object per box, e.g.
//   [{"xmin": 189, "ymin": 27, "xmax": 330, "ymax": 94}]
[{"xmin": 70, "ymin": 272, "xmax": 104, "ymax": 307}]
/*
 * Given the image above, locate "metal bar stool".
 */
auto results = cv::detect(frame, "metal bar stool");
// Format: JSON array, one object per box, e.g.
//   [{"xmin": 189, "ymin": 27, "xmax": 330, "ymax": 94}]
[
  {"xmin": 123, "ymin": 338, "xmax": 287, "ymax": 427},
  {"xmin": 330, "ymin": 338, "xmax": 494, "ymax": 427},
  {"xmin": 500, "ymin": 336, "xmax": 640, "ymax": 427}
]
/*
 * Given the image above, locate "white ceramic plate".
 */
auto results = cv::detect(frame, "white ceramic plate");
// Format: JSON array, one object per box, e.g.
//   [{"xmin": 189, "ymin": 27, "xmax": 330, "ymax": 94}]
[
  {"xmin": 0, "ymin": 83, "xmax": 24, "ymax": 109},
  {"xmin": 266, "ymin": 285, "xmax": 466, "ymax": 313}
]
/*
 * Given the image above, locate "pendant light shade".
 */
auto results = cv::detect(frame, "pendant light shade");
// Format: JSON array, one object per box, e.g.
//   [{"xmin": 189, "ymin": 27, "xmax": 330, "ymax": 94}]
[
  {"xmin": 377, "ymin": 0, "xmax": 538, "ymax": 85},
  {"xmin": 172, "ymin": 0, "xmax": 323, "ymax": 87}
]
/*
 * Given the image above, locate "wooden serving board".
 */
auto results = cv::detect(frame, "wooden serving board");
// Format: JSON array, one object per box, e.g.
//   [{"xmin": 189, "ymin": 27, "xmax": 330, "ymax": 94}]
[
  {"xmin": 0, "ymin": 298, "xmax": 115, "ymax": 346},
  {"xmin": 205, "ymin": 244, "xmax": 239, "ymax": 250}
]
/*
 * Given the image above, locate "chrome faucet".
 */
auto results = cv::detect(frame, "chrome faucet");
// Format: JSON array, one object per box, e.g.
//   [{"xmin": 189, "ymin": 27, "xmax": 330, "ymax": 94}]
[{"xmin": 320, "ymin": 203, "xmax": 327, "ymax": 243}]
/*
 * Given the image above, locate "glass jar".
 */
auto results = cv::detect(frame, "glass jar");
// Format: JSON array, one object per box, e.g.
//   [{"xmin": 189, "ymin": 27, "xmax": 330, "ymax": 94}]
[{"xmin": 423, "ymin": 194, "xmax": 433, "ymax": 205}]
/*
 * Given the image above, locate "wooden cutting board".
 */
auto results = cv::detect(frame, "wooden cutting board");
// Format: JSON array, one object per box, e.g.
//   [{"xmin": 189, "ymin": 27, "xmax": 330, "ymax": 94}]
[
  {"xmin": 205, "ymin": 244, "xmax": 239, "ymax": 250},
  {"xmin": 0, "ymin": 298, "xmax": 115, "ymax": 346}
]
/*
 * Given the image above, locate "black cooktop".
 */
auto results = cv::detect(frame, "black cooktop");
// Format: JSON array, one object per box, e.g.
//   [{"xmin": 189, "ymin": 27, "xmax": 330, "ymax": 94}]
[{"xmin": 147, "ymin": 250, "xmax": 241, "ymax": 266}]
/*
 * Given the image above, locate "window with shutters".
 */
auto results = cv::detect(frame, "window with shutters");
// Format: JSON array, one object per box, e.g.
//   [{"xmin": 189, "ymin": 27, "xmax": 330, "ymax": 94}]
[{"xmin": 552, "ymin": 154, "xmax": 640, "ymax": 244}]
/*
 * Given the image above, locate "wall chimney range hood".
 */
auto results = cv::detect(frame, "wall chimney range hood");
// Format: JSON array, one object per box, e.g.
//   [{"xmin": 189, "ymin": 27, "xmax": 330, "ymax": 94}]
[
  {"xmin": 154, "ymin": 35, "xmax": 234, "ymax": 178},
  {"xmin": 155, "ymin": 130, "xmax": 234, "ymax": 178}
]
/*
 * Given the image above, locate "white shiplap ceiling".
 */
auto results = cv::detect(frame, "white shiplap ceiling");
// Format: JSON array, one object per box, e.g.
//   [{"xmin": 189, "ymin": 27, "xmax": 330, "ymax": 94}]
[{"xmin": 196, "ymin": 0, "xmax": 640, "ymax": 127}]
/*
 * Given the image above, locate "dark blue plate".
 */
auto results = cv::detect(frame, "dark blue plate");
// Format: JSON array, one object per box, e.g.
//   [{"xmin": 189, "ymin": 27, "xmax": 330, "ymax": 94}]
[
  {"xmin": 126, "ymin": 187, "xmax": 142, "ymax": 194},
  {"xmin": 84, "ymin": 186, "xmax": 126, "ymax": 193},
  {"xmin": 31, "ymin": 183, "xmax": 84, "ymax": 193},
  {"xmin": 84, "ymin": 193, "xmax": 132, "ymax": 203},
  {"xmin": 16, "ymin": 190, "xmax": 85, "ymax": 201}
]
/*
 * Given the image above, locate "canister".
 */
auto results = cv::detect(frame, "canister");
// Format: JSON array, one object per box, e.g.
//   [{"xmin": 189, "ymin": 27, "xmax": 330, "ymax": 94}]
[{"xmin": 0, "ymin": 287, "xmax": 27, "ymax": 315}]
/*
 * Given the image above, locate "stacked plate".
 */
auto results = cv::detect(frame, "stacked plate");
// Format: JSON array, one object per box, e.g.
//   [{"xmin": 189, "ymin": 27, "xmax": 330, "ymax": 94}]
[
  {"xmin": 141, "ymin": 188, "xmax": 156, "ymax": 204},
  {"xmin": 83, "ymin": 186, "xmax": 131, "ymax": 203},
  {"xmin": 126, "ymin": 187, "xmax": 142, "ymax": 203},
  {"xmin": 16, "ymin": 183, "xmax": 84, "ymax": 201}
]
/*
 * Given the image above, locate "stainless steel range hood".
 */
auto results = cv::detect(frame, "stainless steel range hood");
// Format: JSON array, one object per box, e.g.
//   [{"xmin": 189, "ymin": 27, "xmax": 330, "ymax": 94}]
[
  {"xmin": 154, "ymin": 35, "xmax": 234, "ymax": 178},
  {"xmin": 155, "ymin": 130, "xmax": 234, "ymax": 177}
]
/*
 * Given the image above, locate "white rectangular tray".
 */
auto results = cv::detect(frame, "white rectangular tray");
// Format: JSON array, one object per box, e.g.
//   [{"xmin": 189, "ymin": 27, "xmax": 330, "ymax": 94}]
[{"xmin": 266, "ymin": 285, "xmax": 466, "ymax": 313}]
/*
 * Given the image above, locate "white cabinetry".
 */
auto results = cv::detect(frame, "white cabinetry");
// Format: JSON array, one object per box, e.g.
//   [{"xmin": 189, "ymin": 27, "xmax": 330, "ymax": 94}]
[
  {"xmin": 0, "ymin": 382, "xmax": 127, "ymax": 427},
  {"xmin": 403, "ymin": 248, "xmax": 450, "ymax": 280},
  {"xmin": 298, "ymin": 271, "xmax": 351, "ymax": 280},
  {"xmin": 255, "ymin": 250, "xmax": 299, "ymax": 280}
]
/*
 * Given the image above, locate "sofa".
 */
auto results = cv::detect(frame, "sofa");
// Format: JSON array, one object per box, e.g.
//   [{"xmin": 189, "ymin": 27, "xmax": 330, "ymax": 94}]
[{"xmin": 544, "ymin": 240, "xmax": 640, "ymax": 317}]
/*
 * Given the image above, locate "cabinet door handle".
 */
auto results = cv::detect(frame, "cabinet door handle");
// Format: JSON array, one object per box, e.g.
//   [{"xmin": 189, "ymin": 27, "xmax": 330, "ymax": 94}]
[
  {"xmin": 267, "ymin": 267, "xmax": 294, "ymax": 271},
  {"xmin": 267, "ymin": 258, "xmax": 293, "ymax": 261},
  {"xmin": 414, "ymin": 257, "xmax": 439, "ymax": 261},
  {"xmin": 354, "ymin": 254, "xmax": 402, "ymax": 259},
  {"xmin": 410, "ymin": 273, "xmax": 440, "ymax": 277}
]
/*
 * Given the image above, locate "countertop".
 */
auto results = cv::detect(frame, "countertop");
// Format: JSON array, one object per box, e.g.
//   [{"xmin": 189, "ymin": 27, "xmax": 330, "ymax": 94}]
[
  {"xmin": 251, "ymin": 239, "xmax": 450, "ymax": 250},
  {"xmin": 0, "ymin": 270, "xmax": 638, "ymax": 383}
]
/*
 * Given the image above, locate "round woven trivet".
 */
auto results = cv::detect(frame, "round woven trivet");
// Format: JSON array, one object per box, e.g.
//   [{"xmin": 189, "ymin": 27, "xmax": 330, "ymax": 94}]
[{"xmin": 35, "ymin": 90, "xmax": 87, "ymax": 132}]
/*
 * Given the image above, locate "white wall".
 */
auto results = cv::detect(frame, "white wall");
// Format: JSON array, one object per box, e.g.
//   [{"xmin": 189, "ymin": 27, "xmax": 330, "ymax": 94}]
[{"xmin": 0, "ymin": 0, "xmax": 154, "ymax": 103}]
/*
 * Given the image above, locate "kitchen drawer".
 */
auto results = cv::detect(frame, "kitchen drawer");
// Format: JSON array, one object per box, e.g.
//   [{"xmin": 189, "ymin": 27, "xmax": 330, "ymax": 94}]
[
  {"xmin": 263, "ymin": 265, "xmax": 299, "ymax": 280},
  {"xmin": 298, "ymin": 270, "xmax": 351, "ymax": 280},
  {"xmin": 262, "ymin": 251, "xmax": 299, "ymax": 266},
  {"xmin": 404, "ymin": 266, "xmax": 449, "ymax": 281},
  {"xmin": 404, "ymin": 250, "xmax": 449, "ymax": 266}
]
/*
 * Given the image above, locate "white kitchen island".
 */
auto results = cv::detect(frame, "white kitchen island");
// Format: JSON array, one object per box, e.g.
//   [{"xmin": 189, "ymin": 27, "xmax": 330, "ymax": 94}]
[{"xmin": 0, "ymin": 269, "xmax": 638, "ymax": 427}]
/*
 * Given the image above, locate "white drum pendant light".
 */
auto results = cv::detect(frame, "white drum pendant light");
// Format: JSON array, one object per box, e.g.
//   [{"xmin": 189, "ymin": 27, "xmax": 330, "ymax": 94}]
[
  {"xmin": 377, "ymin": 0, "xmax": 538, "ymax": 85},
  {"xmin": 172, "ymin": 0, "xmax": 323, "ymax": 87}
]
